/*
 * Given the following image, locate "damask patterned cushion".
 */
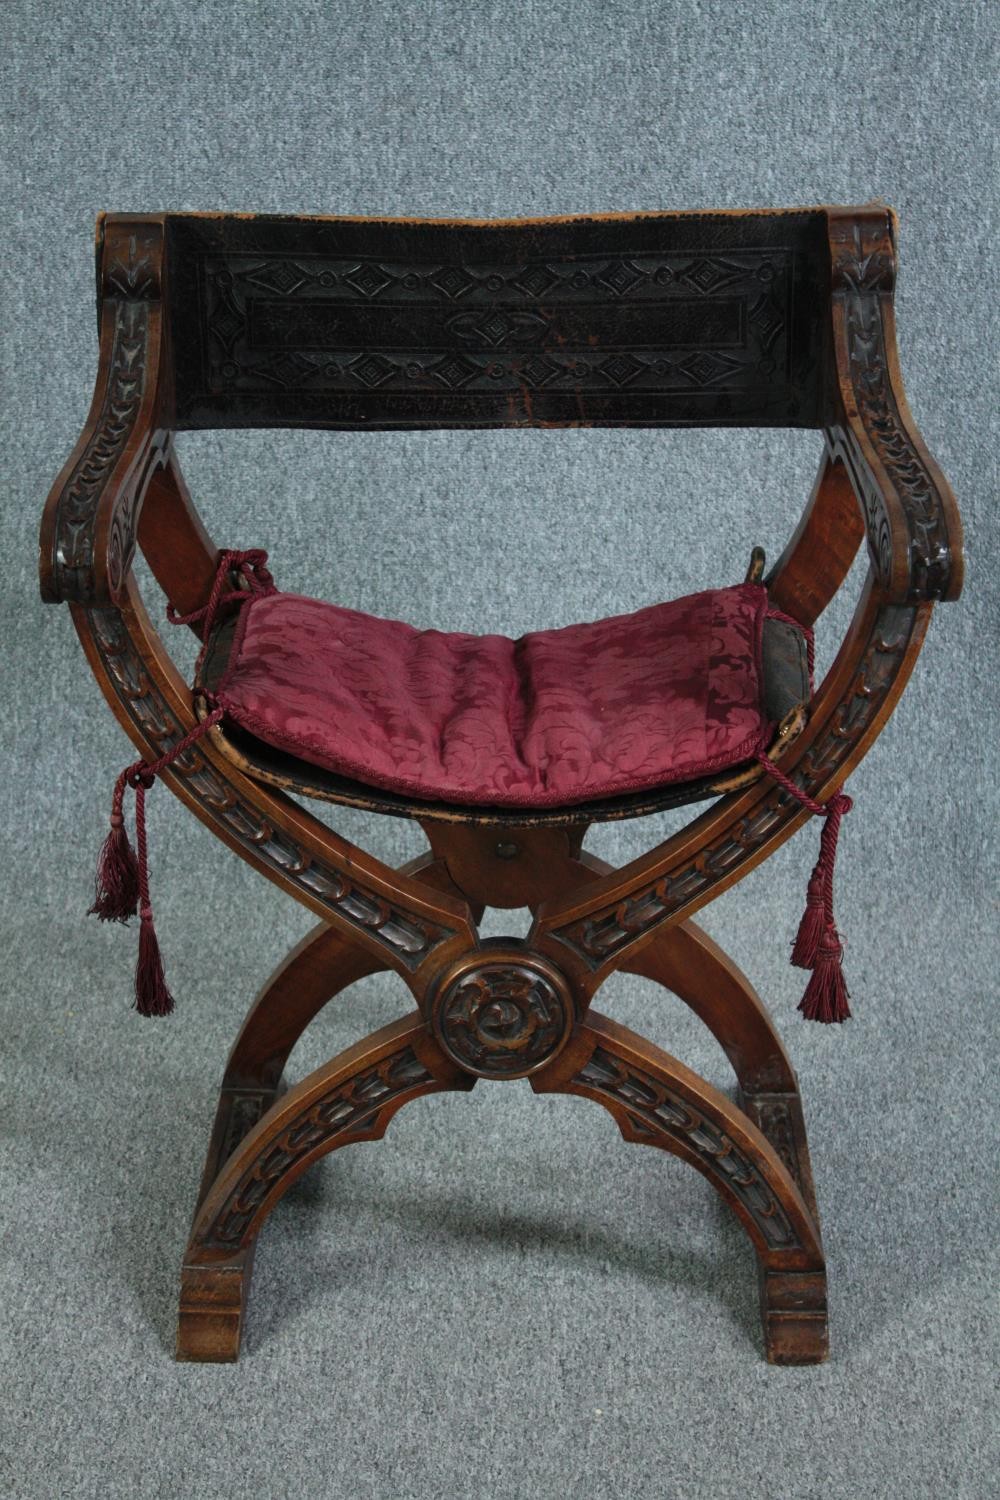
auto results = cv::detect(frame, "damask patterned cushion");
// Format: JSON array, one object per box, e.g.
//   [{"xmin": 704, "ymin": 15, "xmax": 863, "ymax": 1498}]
[{"xmin": 207, "ymin": 582, "xmax": 792, "ymax": 808}]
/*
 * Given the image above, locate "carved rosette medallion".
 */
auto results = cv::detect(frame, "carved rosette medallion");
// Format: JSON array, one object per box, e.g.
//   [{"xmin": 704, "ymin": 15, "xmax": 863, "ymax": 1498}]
[{"xmin": 431, "ymin": 949, "xmax": 575, "ymax": 1079}]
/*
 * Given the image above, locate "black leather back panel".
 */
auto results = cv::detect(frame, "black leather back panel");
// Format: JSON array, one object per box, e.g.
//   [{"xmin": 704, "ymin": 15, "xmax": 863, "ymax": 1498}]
[{"xmin": 166, "ymin": 211, "xmax": 832, "ymax": 430}]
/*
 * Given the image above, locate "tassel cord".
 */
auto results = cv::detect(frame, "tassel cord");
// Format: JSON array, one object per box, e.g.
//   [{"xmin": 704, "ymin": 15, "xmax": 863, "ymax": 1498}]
[
  {"xmin": 122, "ymin": 704, "xmax": 225, "ymax": 795},
  {"xmin": 757, "ymin": 754, "xmax": 853, "ymax": 918},
  {"xmin": 93, "ymin": 706, "xmax": 224, "ymax": 1015},
  {"xmin": 121, "ymin": 705, "xmax": 226, "ymax": 931},
  {"xmin": 166, "ymin": 548, "xmax": 275, "ymax": 676},
  {"xmin": 814, "ymin": 791, "xmax": 851, "ymax": 931},
  {"xmin": 765, "ymin": 606, "xmax": 816, "ymax": 686},
  {"xmin": 756, "ymin": 750, "xmax": 854, "ymax": 1023},
  {"xmin": 88, "ymin": 768, "xmax": 140, "ymax": 922},
  {"xmin": 92, "ymin": 545, "xmax": 275, "ymax": 1016},
  {"xmin": 755, "ymin": 751, "xmax": 829, "ymax": 820}
]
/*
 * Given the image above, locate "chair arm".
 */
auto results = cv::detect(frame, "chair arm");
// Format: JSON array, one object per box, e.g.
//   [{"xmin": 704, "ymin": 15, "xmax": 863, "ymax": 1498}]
[
  {"xmin": 826, "ymin": 206, "xmax": 964, "ymax": 603},
  {"xmin": 39, "ymin": 216, "xmax": 171, "ymax": 606}
]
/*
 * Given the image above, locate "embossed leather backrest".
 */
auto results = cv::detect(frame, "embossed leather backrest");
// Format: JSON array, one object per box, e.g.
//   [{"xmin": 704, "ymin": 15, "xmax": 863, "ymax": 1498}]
[{"xmin": 163, "ymin": 211, "xmax": 833, "ymax": 430}]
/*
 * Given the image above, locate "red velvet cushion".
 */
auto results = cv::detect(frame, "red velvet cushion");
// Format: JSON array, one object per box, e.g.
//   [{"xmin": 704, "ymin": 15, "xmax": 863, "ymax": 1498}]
[{"xmin": 212, "ymin": 582, "xmax": 776, "ymax": 808}]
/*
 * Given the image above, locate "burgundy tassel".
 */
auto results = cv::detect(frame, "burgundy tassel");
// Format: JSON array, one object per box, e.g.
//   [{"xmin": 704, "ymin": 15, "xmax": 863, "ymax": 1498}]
[
  {"xmin": 131, "ymin": 778, "xmax": 174, "ymax": 1017},
  {"xmin": 799, "ymin": 929, "xmax": 852, "ymax": 1024},
  {"xmin": 91, "ymin": 549, "xmax": 271, "ymax": 1015},
  {"xmin": 791, "ymin": 791, "xmax": 853, "ymax": 986},
  {"xmin": 757, "ymin": 752, "xmax": 855, "ymax": 1023},
  {"xmin": 135, "ymin": 906, "xmax": 175, "ymax": 1017},
  {"xmin": 89, "ymin": 706, "xmax": 224, "ymax": 1016},
  {"xmin": 90, "ymin": 771, "xmax": 140, "ymax": 922},
  {"xmin": 791, "ymin": 867, "xmax": 826, "ymax": 969}
]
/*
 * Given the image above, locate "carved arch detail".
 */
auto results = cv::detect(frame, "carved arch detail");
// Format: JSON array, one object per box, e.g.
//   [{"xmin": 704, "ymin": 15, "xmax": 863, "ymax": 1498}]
[
  {"xmin": 191, "ymin": 1021, "xmax": 474, "ymax": 1254},
  {"xmin": 533, "ymin": 1017, "xmax": 824, "ymax": 1269}
]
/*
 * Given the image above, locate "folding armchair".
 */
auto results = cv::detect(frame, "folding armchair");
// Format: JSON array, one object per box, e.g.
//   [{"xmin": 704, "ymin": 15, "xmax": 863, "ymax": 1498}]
[{"xmin": 39, "ymin": 205, "xmax": 963, "ymax": 1364}]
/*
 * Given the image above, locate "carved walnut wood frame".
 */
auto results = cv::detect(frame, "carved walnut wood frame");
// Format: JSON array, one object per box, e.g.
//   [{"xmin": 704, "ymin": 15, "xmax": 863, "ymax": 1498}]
[{"xmin": 40, "ymin": 206, "xmax": 962, "ymax": 1365}]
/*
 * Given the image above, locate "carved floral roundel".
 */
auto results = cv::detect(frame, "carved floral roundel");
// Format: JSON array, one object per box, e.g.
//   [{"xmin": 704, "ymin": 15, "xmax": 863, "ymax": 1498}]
[{"xmin": 431, "ymin": 955, "xmax": 574, "ymax": 1080}]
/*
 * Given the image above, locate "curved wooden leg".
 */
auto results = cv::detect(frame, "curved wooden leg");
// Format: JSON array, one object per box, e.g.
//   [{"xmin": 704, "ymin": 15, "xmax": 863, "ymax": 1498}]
[
  {"xmin": 555, "ymin": 858, "xmax": 823, "ymax": 1354},
  {"xmin": 182, "ymin": 852, "xmax": 476, "ymax": 1363},
  {"xmin": 227, "ymin": 923, "xmax": 387, "ymax": 1092},
  {"xmin": 185, "ymin": 918, "xmax": 391, "ymax": 1366},
  {"xmin": 179, "ymin": 827, "xmax": 826, "ymax": 1364},
  {"xmin": 531, "ymin": 1011, "xmax": 828, "ymax": 1365},
  {"xmin": 226, "ymin": 854, "xmax": 471, "ymax": 1096},
  {"xmin": 623, "ymin": 921, "xmax": 798, "ymax": 1095},
  {"xmin": 196, "ymin": 853, "xmax": 468, "ymax": 1212},
  {"xmin": 178, "ymin": 1014, "xmax": 473, "ymax": 1361},
  {"xmin": 192, "ymin": 922, "xmax": 388, "ymax": 1228}
]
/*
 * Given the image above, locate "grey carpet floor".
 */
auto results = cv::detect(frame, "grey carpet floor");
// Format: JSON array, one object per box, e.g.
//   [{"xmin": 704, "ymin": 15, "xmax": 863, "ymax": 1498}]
[{"xmin": 2, "ymin": 3, "xmax": 998, "ymax": 1497}]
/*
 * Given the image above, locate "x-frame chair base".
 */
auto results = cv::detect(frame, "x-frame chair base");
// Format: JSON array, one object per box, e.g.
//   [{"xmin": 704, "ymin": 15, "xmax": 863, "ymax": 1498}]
[{"xmin": 177, "ymin": 829, "xmax": 828, "ymax": 1367}]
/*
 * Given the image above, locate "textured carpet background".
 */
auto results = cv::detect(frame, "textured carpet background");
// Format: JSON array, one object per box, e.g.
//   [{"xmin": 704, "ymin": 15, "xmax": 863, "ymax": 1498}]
[{"xmin": 2, "ymin": 3, "xmax": 998, "ymax": 1497}]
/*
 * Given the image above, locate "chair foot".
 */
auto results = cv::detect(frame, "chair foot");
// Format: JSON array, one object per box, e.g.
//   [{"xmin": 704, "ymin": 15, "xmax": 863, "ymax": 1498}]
[
  {"xmin": 177, "ymin": 1015, "xmax": 472, "ymax": 1361},
  {"xmin": 760, "ymin": 1268, "xmax": 829, "ymax": 1364},
  {"xmin": 740, "ymin": 1088, "xmax": 828, "ymax": 1363},
  {"xmin": 533, "ymin": 1013, "xmax": 827, "ymax": 1363},
  {"xmin": 180, "ymin": 1085, "xmax": 272, "ymax": 1363},
  {"xmin": 177, "ymin": 1255, "xmax": 251, "ymax": 1363}
]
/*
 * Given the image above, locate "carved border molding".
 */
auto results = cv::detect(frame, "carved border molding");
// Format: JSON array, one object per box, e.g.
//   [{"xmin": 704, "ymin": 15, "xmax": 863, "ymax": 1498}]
[
  {"xmin": 195, "ymin": 247, "xmax": 792, "ymax": 400},
  {"xmin": 749, "ymin": 1095, "xmax": 800, "ymax": 1181},
  {"xmin": 102, "ymin": 223, "xmax": 163, "ymax": 303},
  {"xmin": 49, "ymin": 299, "xmax": 149, "ymax": 603},
  {"xmin": 573, "ymin": 1046, "xmax": 798, "ymax": 1250},
  {"xmin": 81, "ymin": 607, "xmax": 458, "ymax": 969},
  {"xmin": 212, "ymin": 248, "xmax": 780, "ymax": 304},
  {"xmin": 831, "ymin": 217, "xmax": 954, "ymax": 600},
  {"xmin": 106, "ymin": 433, "xmax": 169, "ymax": 601},
  {"xmin": 200, "ymin": 1045, "xmax": 435, "ymax": 1249},
  {"xmin": 554, "ymin": 605, "xmax": 916, "ymax": 966},
  {"xmin": 45, "ymin": 223, "xmax": 168, "ymax": 606}
]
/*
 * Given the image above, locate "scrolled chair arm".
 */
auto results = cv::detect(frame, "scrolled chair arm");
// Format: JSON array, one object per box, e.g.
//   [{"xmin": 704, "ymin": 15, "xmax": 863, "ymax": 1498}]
[
  {"xmin": 39, "ymin": 214, "xmax": 171, "ymax": 607},
  {"xmin": 825, "ymin": 204, "xmax": 964, "ymax": 605}
]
